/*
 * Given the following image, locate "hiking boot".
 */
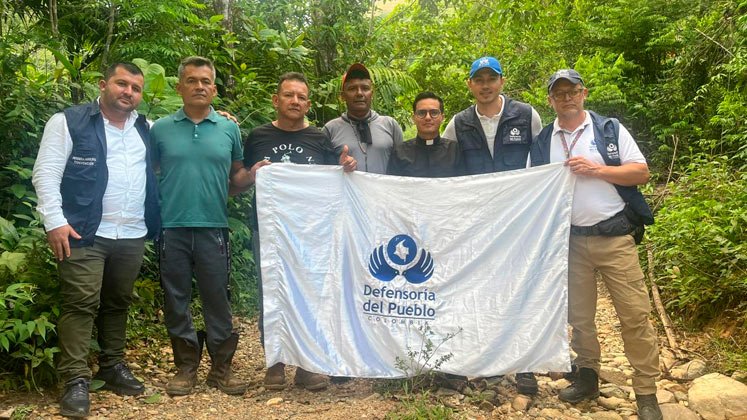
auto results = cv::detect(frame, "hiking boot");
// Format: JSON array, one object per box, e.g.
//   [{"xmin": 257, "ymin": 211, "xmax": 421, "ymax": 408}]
[
  {"xmin": 264, "ymin": 363, "xmax": 286, "ymax": 390},
  {"xmin": 94, "ymin": 362, "xmax": 145, "ymax": 396},
  {"xmin": 636, "ymin": 394, "xmax": 663, "ymax": 420},
  {"xmin": 564, "ymin": 364, "xmax": 579, "ymax": 381},
  {"xmin": 515, "ymin": 372, "xmax": 538, "ymax": 395},
  {"xmin": 166, "ymin": 337, "xmax": 202, "ymax": 396},
  {"xmin": 60, "ymin": 377, "xmax": 89, "ymax": 418},
  {"xmin": 294, "ymin": 368, "xmax": 328, "ymax": 391},
  {"xmin": 558, "ymin": 367, "xmax": 599, "ymax": 403},
  {"xmin": 434, "ymin": 373, "xmax": 468, "ymax": 391},
  {"xmin": 330, "ymin": 376, "xmax": 352, "ymax": 384},
  {"xmin": 206, "ymin": 333, "xmax": 247, "ymax": 395}
]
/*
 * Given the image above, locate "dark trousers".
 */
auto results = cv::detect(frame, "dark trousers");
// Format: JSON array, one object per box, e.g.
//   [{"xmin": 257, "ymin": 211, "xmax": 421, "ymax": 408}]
[
  {"xmin": 57, "ymin": 236, "xmax": 145, "ymax": 382},
  {"xmin": 159, "ymin": 227, "xmax": 233, "ymax": 350}
]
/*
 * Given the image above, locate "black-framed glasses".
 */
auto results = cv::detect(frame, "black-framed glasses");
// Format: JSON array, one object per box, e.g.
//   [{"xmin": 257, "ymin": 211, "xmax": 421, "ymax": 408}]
[
  {"xmin": 414, "ymin": 109, "xmax": 442, "ymax": 119},
  {"xmin": 550, "ymin": 89, "xmax": 584, "ymax": 100}
]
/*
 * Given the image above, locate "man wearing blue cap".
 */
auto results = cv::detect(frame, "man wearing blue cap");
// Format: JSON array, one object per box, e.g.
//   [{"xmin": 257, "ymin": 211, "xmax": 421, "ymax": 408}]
[
  {"xmin": 529, "ymin": 69, "xmax": 661, "ymax": 420},
  {"xmin": 443, "ymin": 56, "xmax": 542, "ymax": 175},
  {"xmin": 442, "ymin": 56, "xmax": 543, "ymax": 395}
]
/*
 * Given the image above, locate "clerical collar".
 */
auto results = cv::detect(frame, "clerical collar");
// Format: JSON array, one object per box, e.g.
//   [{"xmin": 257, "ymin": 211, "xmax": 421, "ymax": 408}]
[{"xmin": 417, "ymin": 135, "xmax": 441, "ymax": 146}]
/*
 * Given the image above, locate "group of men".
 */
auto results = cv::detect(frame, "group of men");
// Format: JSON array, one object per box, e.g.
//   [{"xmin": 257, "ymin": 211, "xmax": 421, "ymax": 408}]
[{"xmin": 32, "ymin": 54, "xmax": 662, "ymax": 420}]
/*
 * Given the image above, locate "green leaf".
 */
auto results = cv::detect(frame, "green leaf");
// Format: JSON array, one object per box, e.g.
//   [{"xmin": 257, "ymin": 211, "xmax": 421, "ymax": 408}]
[
  {"xmin": 143, "ymin": 393, "xmax": 162, "ymax": 404},
  {"xmin": 10, "ymin": 184, "xmax": 26, "ymax": 199},
  {"xmin": 0, "ymin": 252, "xmax": 27, "ymax": 274},
  {"xmin": 36, "ymin": 321, "xmax": 47, "ymax": 341},
  {"xmin": 0, "ymin": 335, "xmax": 9, "ymax": 352},
  {"xmin": 25, "ymin": 321, "xmax": 36, "ymax": 336},
  {"xmin": 90, "ymin": 379, "xmax": 106, "ymax": 390},
  {"xmin": 46, "ymin": 47, "xmax": 79, "ymax": 79}
]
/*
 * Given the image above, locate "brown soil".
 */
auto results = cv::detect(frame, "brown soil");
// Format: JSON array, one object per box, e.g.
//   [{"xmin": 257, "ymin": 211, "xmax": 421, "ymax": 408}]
[{"xmin": 0, "ymin": 281, "xmax": 717, "ymax": 419}]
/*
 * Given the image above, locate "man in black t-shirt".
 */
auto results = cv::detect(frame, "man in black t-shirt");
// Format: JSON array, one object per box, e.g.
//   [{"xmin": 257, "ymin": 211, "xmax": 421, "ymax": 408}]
[{"xmin": 232, "ymin": 72, "xmax": 355, "ymax": 392}]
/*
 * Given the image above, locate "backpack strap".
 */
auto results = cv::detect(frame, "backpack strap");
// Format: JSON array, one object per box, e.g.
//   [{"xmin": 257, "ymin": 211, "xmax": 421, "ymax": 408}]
[{"xmin": 589, "ymin": 111, "xmax": 654, "ymax": 225}]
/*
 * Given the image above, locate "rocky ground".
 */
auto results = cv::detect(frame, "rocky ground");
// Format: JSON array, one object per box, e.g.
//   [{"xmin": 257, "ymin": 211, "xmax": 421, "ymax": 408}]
[{"xmin": 2, "ymin": 282, "xmax": 747, "ymax": 420}]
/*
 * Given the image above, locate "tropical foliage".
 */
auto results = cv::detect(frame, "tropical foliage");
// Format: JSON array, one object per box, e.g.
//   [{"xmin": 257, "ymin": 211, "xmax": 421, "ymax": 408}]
[{"xmin": 0, "ymin": 0, "xmax": 745, "ymax": 388}]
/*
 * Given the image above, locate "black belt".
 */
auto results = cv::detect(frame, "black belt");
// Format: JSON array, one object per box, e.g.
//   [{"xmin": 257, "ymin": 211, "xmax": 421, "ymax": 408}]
[
  {"xmin": 570, "ymin": 210, "xmax": 636, "ymax": 237},
  {"xmin": 570, "ymin": 225, "xmax": 601, "ymax": 236}
]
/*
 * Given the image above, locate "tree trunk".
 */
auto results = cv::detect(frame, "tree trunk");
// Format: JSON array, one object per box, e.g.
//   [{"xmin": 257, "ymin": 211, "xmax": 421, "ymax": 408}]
[
  {"xmin": 49, "ymin": 0, "xmax": 58, "ymax": 36},
  {"xmin": 101, "ymin": 0, "xmax": 117, "ymax": 70},
  {"xmin": 646, "ymin": 243, "xmax": 679, "ymax": 350},
  {"xmin": 214, "ymin": 0, "xmax": 233, "ymax": 32}
]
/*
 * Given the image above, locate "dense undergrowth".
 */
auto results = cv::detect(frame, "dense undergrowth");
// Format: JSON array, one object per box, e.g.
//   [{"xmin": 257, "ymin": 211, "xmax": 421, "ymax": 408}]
[{"xmin": 1, "ymin": 0, "xmax": 745, "ymax": 390}]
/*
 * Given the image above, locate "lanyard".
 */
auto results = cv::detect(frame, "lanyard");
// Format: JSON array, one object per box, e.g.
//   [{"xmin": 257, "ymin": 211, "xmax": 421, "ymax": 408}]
[{"xmin": 559, "ymin": 128, "xmax": 584, "ymax": 159}]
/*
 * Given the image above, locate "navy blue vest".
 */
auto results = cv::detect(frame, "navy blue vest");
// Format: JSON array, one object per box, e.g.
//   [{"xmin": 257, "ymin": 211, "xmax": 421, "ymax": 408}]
[
  {"xmin": 454, "ymin": 98, "xmax": 533, "ymax": 174},
  {"xmin": 61, "ymin": 101, "xmax": 160, "ymax": 247},
  {"xmin": 530, "ymin": 111, "xmax": 654, "ymax": 225}
]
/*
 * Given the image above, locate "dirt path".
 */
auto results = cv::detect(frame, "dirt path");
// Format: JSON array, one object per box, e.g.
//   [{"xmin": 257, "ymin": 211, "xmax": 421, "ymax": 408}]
[{"xmin": 0, "ymin": 282, "xmax": 714, "ymax": 419}]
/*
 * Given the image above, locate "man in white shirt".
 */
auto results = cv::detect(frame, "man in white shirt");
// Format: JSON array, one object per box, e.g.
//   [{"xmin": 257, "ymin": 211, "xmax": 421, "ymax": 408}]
[
  {"xmin": 529, "ymin": 69, "xmax": 662, "ymax": 420},
  {"xmin": 442, "ymin": 56, "xmax": 543, "ymax": 395},
  {"xmin": 32, "ymin": 62, "xmax": 159, "ymax": 418}
]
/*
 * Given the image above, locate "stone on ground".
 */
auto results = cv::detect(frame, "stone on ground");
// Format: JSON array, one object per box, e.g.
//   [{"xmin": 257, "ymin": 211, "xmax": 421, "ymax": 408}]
[
  {"xmin": 688, "ymin": 373, "xmax": 747, "ymax": 419},
  {"xmin": 670, "ymin": 359, "xmax": 708, "ymax": 380}
]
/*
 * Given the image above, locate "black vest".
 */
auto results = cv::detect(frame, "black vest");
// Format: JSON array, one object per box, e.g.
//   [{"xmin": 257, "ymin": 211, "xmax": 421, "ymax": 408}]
[
  {"xmin": 530, "ymin": 111, "xmax": 654, "ymax": 225},
  {"xmin": 454, "ymin": 98, "xmax": 533, "ymax": 174},
  {"xmin": 61, "ymin": 101, "xmax": 160, "ymax": 247}
]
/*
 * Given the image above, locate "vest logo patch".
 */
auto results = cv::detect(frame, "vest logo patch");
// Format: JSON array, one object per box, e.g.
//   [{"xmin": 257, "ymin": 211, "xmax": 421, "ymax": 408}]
[
  {"xmin": 606, "ymin": 143, "xmax": 620, "ymax": 160},
  {"xmin": 71, "ymin": 156, "xmax": 96, "ymax": 166},
  {"xmin": 508, "ymin": 127, "xmax": 523, "ymax": 144}
]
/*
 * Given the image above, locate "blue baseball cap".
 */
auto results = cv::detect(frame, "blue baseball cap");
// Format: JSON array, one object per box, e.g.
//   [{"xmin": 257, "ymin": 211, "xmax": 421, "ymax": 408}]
[
  {"xmin": 469, "ymin": 56, "xmax": 503, "ymax": 79},
  {"xmin": 547, "ymin": 69, "xmax": 584, "ymax": 92}
]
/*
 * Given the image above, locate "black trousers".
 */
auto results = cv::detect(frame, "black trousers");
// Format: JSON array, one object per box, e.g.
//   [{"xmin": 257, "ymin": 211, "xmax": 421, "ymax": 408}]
[{"xmin": 160, "ymin": 227, "xmax": 233, "ymax": 350}]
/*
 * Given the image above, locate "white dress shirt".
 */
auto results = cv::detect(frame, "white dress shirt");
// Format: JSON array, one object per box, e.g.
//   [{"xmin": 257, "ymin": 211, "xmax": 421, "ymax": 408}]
[{"xmin": 474, "ymin": 100, "xmax": 504, "ymax": 158}]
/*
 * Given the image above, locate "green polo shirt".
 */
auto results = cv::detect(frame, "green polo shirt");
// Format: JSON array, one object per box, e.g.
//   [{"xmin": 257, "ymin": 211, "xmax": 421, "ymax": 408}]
[{"xmin": 151, "ymin": 107, "xmax": 242, "ymax": 228}]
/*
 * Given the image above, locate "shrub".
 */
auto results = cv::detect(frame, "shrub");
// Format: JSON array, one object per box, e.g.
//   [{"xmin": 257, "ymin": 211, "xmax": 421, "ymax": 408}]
[
  {"xmin": 648, "ymin": 156, "xmax": 747, "ymax": 327},
  {"xmin": 0, "ymin": 282, "xmax": 58, "ymax": 392}
]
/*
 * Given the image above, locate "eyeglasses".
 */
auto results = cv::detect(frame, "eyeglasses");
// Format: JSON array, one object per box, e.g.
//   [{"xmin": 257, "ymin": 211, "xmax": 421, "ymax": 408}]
[
  {"xmin": 414, "ymin": 109, "xmax": 442, "ymax": 119},
  {"xmin": 550, "ymin": 89, "xmax": 584, "ymax": 100}
]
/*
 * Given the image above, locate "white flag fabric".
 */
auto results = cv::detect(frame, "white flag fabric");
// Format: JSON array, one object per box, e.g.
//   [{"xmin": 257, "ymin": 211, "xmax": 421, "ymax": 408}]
[{"xmin": 257, "ymin": 162, "xmax": 574, "ymax": 378}]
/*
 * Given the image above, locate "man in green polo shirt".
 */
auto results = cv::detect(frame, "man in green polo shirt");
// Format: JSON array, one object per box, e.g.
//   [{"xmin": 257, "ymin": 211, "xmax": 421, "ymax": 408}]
[{"xmin": 151, "ymin": 56, "xmax": 261, "ymax": 396}]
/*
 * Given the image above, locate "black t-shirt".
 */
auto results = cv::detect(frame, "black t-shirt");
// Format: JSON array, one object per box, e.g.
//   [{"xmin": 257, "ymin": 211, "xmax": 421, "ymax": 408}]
[
  {"xmin": 244, "ymin": 123, "xmax": 338, "ymax": 167},
  {"xmin": 244, "ymin": 123, "xmax": 339, "ymax": 230}
]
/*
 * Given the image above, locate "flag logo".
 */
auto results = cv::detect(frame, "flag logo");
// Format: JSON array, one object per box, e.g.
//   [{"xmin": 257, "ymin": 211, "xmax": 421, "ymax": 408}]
[{"xmin": 368, "ymin": 234, "xmax": 434, "ymax": 284}]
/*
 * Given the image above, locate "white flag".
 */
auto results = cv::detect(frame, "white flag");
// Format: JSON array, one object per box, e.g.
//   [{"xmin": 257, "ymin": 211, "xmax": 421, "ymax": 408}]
[{"xmin": 257, "ymin": 163, "xmax": 574, "ymax": 378}]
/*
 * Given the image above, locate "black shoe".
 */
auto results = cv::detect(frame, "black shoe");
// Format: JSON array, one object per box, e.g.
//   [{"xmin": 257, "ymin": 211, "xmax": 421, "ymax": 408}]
[
  {"xmin": 558, "ymin": 367, "xmax": 599, "ymax": 403},
  {"xmin": 515, "ymin": 372, "xmax": 538, "ymax": 395},
  {"xmin": 636, "ymin": 394, "xmax": 663, "ymax": 420},
  {"xmin": 60, "ymin": 377, "xmax": 89, "ymax": 418},
  {"xmin": 94, "ymin": 362, "xmax": 145, "ymax": 396},
  {"xmin": 330, "ymin": 376, "xmax": 352, "ymax": 384}
]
